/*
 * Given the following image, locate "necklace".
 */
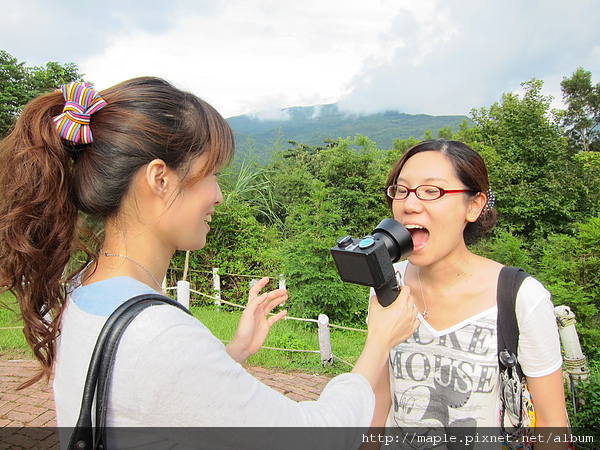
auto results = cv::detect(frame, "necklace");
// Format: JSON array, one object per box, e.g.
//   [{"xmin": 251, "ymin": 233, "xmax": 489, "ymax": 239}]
[
  {"xmin": 100, "ymin": 250, "xmax": 163, "ymax": 291},
  {"xmin": 416, "ymin": 253, "xmax": 472, "ymax": 319}
]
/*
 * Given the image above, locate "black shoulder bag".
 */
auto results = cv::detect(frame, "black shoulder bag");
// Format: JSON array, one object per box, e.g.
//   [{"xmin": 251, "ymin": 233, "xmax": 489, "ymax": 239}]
[
  {"xmin": 497, "ymin": 266, "xmax": 533, "ymax": 443},
  {"xmin": 67, "ymin": 293, "xmax": 192, "ymax": 450}
]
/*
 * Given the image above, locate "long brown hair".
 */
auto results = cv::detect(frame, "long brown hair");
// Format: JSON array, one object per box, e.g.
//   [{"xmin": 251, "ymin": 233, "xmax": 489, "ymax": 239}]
[{"xmin": 0, "ymin": 77, "xmax": 234, "ymax": 387}]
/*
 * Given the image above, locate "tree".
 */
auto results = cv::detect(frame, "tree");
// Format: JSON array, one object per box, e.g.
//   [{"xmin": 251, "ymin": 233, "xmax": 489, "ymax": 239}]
[
  {"xmin": 279, "ymin": 182, "xmax": 369, "ymax": 325},
  {"xmin": 560, "ymin": 67, "xmax": 600, "ymax": 152},
  {"xmin": 318, "ymin": 136, "xmax": 389, "ymax": 237},
  {"xmin": 537, "ymin": 216, "xmax": 600, "ymax": 356},
  {"xmin": 0, "ymin": 50, "xmax": 83, "ymax": 137},
  {"xmin": 267, "ymin": 141, "xmax": 328, "ymax": 233},
  {"xmin": 470, "ymin": 79, "xmax": 579, "ymax": 238}
]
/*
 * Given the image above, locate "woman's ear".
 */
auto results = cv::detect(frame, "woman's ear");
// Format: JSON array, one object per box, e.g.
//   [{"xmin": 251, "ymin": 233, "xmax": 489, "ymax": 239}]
[
  {"xmin": 466, "ymin": 192, "xmax": 487, "ymax": 223},
  {"xmin": 145, "ymin": 159, "xmax": 176, "ymax": 198}
]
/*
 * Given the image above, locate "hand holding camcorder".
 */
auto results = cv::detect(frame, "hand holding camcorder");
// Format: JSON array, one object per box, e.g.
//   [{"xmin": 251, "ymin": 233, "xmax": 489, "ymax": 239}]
[{"xmin": 330, "ymin": 219, "xmax": 413, "ymax": 306}]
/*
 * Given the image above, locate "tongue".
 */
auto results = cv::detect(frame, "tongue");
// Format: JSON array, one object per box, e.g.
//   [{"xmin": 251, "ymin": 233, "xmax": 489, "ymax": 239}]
[{"xmin": 410, "ymin": 228, "xmax": 430, "ymax": 250}]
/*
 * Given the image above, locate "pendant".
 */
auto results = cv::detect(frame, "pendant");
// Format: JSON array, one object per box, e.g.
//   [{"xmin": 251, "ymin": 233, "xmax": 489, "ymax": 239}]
[{"xmin": 423, "ymin": 309, "xmax": 429, "ymax": 319}]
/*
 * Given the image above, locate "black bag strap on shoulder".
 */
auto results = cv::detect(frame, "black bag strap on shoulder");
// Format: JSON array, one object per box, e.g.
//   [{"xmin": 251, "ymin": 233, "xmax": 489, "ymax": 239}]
[
  {"xmin": 496, "ymin": 266, "xmax": 529, "ymax": 379},
  {"xmin": 68, "ymin": 293, "xmax": 192, "ymax": 450}
]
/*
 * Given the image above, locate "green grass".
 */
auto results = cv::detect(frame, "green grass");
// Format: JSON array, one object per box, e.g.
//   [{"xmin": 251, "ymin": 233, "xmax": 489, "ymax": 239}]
[
  {"xmin": 0, "ymin": 292, "xmax": 365, "ymax": 376},
  {"xmin": 193, "ymin": 306, "xmax": 365, "ymax": 376},
  {"xmin": 0, "ymin": 291, "xmax": 31, "ymax": 358}
]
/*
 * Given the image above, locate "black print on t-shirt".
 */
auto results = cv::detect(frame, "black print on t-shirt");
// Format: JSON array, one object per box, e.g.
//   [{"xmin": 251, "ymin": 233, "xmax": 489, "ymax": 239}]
[{"xmin": 391, "ymin": 322, "xmax": 497, "ymax": 430}]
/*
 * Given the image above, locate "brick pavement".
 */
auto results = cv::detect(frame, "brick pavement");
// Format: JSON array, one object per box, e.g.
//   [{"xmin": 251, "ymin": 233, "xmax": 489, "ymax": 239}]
[{"xmin": 0, "ymin": 354, "xmax": 332, "ymax": 448}]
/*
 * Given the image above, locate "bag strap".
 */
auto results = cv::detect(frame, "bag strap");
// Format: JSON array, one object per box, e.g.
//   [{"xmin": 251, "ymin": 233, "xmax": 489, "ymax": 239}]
[
  {"xmin": 68, "ymin": 293, "xmax": 192, "ymax": 450},
  {"xmin": 496, "ymin": 266, "xmax": 529, "ymax": 379}
]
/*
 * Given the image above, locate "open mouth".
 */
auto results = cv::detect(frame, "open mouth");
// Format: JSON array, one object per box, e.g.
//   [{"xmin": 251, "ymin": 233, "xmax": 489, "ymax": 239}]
[{"xmin": 405, "ymin": 224, "xmax": 430, "ymax": 251}]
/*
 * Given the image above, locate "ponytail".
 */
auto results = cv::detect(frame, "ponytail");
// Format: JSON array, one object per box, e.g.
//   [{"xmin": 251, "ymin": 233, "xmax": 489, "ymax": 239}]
[
  {"xmin": 0, "ymin": 92, "xmax": 81, "ymax": 387},
  {"xmin": 0, "ymin": 77, "xmax": 234, "ymax": 387}
]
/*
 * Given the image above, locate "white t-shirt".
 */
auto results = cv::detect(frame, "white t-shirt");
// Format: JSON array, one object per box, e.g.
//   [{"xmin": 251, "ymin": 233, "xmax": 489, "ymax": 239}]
[
  {"xmin": 379, "ymin": 261, "xmax": 562, "ymax": 432},
  {"xmin": 54, "ymin": 276, "xmax": 375, "ymax": 449}
]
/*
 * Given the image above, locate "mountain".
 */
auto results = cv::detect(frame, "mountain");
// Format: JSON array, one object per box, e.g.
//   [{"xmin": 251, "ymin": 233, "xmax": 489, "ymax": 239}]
[{"xmin": 226, "ymin": 103, "xmax": 470, "ymax": 150}]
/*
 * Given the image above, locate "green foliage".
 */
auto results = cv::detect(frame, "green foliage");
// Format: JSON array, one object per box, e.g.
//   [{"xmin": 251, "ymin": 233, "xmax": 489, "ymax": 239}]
[
  {"xmin": 221, "ymin": 155, "xmax": 284, "ymax": 229},
  {"xmin": 0, "ymin": 50, "xmax": 84, "ymax": 137},
  {"xmin": 470, "ymin": 78, "xmax": 582, "ymax": 239},
  {"xmin": 560, "ymin": 67, "xmax": 600, "ymax": 152},
  {"xmin": 268, "ymin": 142, "xmax": 327, "ymax": 231},
  {"xmin": 170, "ymin": 199, "xmax": 282, "ymax": 305},
  {"xmin": 279, "ymin": 185, "xmax": 371, "ymax": 325},
  {"xmin": 536, "ymin": 217, "xmax": 600, "ymax": 355},
  {"xmin": 571, "ymin": 151, "xmax": 600, "ymax": 219},
  {"xmin": 318, "ymin": 136, "xmax": 389, "ymax": 237},
  {"xmin": 265, "ymin": 136, "xmax": 391, "ymax": 325},
  {"xmin": 473, "ymin": 229, "xmax": 535, "ymax": 272},
  {"xmin": 570, "ymin": 363, "xmax": 600, "ymax": 435},
  {"xmin": 197, "ymin": 71, "xmax": 600, "ymax": 348},
  {"xmin": 392, "ymin": 136, "xmax": 420, "ymax": 154},
  {"xmin": 270, "ymin": 332, "xmax": 308, "ymax": 350}
]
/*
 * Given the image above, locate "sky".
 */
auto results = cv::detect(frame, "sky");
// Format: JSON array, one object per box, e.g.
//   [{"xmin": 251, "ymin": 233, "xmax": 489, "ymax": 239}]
[{"xmin": 2, "ymin": 0, "xmax": 599, "ymax": 119}]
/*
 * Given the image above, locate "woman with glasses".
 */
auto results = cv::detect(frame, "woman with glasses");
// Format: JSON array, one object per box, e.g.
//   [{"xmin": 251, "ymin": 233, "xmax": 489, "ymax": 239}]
[{"xmin": 368, "ymin": 140, "xmax": 567, "ymax": 442}]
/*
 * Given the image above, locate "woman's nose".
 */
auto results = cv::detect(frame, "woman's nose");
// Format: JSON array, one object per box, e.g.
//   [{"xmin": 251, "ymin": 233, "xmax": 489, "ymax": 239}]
[
  {"xmin": 401, "ymin": 191, "xmax": 424, "ymax": 213},
  {"xmin": 215, "ymin": 183, "xmax": 224, "ymax": 205}
]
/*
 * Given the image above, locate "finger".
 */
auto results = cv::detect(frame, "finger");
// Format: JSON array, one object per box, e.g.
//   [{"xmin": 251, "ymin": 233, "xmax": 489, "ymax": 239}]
[
  {"xmin": 248, "ymin": 277, "xmax": 271, "ymax": 301},
  {"xmin": 264, "ymin": 289, "xmax": 287, "ymax": 304},
  {"xmin": 412, "ymin": 314, "xmax": 421, "ymax": 331},
  {"xmin": 250, "ymin": 291, "xmax": 287, "ymax": 314},
  {"xmin": 395, "ymin": 285, "xmax": 411, "ymax": 305},
  {"xmin": 396, "ymin": 287, "xmax": 416, "ymax": 314},
  {"xmin": 267, "ymin": 310, "xmax": 288, "ymax": 326},
  {"xmin": 266, "ymin": 293, "xmax": 288, "ymax": 312}
]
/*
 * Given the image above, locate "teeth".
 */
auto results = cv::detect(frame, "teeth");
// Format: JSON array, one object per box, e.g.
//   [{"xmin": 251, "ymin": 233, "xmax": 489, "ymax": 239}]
[{"xmin": 405, "ymin": 224, "xmax": 424, "ymax": 229}]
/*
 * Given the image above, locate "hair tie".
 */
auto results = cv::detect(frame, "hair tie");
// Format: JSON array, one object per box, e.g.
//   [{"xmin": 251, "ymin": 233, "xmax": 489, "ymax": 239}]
[
  {"xmin": 53, "ymin": 82, "xmax": 107, "ymax": 144},
  {"xmin": 485, "ymin": 188, "xmax": 496, "ymax": 211}
]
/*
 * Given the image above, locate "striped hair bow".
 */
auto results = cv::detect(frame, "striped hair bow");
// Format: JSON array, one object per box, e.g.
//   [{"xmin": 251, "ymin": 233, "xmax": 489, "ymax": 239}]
[{"xmin": 53, "ymin": 82, "xmax": 107, "ymax": 144}]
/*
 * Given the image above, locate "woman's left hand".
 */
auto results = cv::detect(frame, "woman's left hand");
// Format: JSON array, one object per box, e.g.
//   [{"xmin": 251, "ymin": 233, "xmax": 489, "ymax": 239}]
[{"xmin": 226, "ymin": 277, "xmax": 288, "ymax": 363}]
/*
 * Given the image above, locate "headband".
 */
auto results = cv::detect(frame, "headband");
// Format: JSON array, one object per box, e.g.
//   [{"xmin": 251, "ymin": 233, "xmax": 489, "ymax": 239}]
[{"xmin": 53, "ymin": 82, "xmax": 107, "ymax": 145}]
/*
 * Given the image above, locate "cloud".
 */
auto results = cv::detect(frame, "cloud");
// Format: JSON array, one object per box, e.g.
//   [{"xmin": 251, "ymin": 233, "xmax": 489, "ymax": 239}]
[
  {"xmin": 338, "ymin": 0, "xmax": 600, "ymax": 115},
  {"xmin": 250, "ymin": 109, "xmax": 292, "ymax": 122},
  {"xmin": 0, "ymin": 0, "xmax": 187, "ymax": 67},
  {"xmin": 1, "ymin": 0, "xmax": 599, "ymax": 118},
  {"xmin": 74, "ymin": 0, "xmax": 403, "ymax": 117}
]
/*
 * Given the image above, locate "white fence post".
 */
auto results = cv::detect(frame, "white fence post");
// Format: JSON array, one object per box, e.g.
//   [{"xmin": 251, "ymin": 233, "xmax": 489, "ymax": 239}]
[
  {"xmin": 318, "ymin": 314, "xmax": 333, "ymax": 366},
  {"xmin": 213, "ymin": 268, "xmax": 221, "ymax": 308},
  {"xmin": 278, "ymin": 274, "xmax": 286, "ymax": 306},
  {"xmin": 182, "ymin": 250, "xmax": 190, "ymax": 281},
  {"xmin": 554, "ymin": 306, "xmax": 590, "ymax": 381},
  {"xmin": 177, "ymin": 280, "xmax": 190, "ymax": 309},
  {"xmin": 278, "ymin": 274, "xmax": 286, "ymax": 290}
]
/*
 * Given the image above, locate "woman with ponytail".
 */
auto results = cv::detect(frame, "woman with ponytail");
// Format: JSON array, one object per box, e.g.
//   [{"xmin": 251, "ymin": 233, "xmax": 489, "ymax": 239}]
[{"xmin": 0, "ymin": 77, "xmax": 418, "ymax": 448}]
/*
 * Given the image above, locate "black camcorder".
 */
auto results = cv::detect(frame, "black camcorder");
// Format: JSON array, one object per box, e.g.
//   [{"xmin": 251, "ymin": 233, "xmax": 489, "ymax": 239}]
[{"xmin": 330, "ymin": 218, "xmax": 413, "ymax": 306}]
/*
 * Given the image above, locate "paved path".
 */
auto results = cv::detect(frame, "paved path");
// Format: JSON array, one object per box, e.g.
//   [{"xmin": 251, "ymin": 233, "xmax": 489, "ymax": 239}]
[{"xmin": 0, "ymin": 354, "xmax": 332, "ymax": 448}]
